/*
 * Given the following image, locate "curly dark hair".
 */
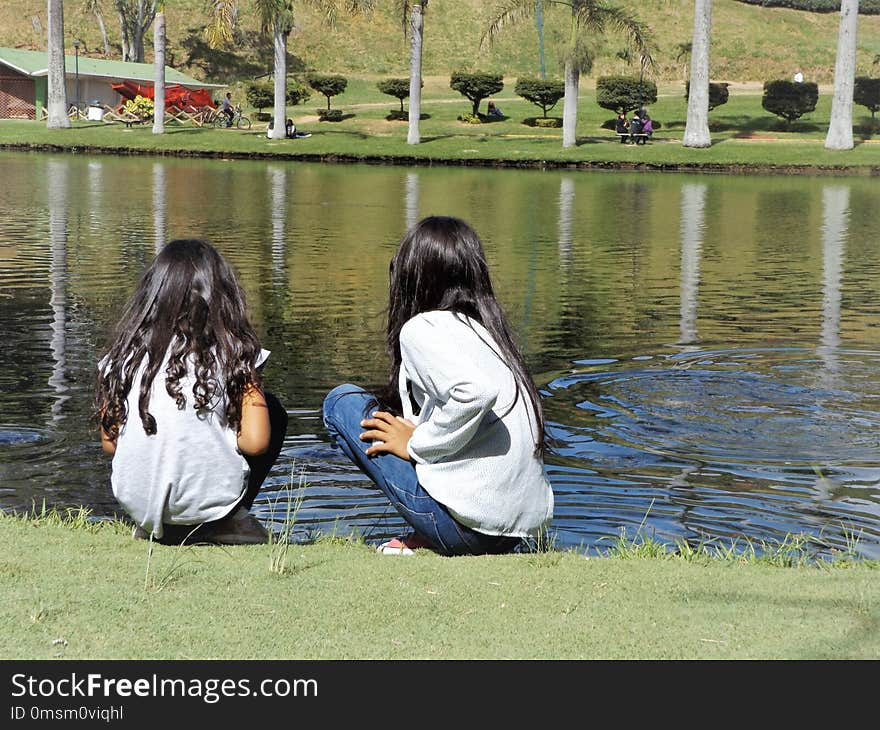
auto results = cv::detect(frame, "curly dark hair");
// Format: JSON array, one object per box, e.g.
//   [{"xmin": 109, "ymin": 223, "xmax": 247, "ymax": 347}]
[{"xmin": 95, "ymin": 239, "xmax": 262, "ymax": 440}]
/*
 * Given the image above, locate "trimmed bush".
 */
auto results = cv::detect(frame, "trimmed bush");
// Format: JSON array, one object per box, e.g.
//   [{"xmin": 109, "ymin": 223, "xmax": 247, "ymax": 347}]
[
  {"xmin": 456, "ymin": 112, "xmax": 483, "ymax": 124},
  {"xmin": 317, "ymin": 108, "xmax": 344, "ymax": 122},
  {"xmin": 307, "ymin": 74, "xmax": 348, "ymax": 110},
  {"xmin": 245, "ymin": 82, "xmax": 273, "ymax": 114},
  {"xmin": 596, "ymin": 76, "xmax": 658, "ymax": 115},
  {"xmin": 377, "ymin": 78, "xmax": 415, "ymax": 112},
  {"xmin": 732, "ymin": 0, "xmax": 880, "ymax": 14},
  {"xmin": 685, "ymin": 81, "xmax": 730, "ymax": 111},
  {"xmin": 854, "ymin": 77, "xmax": 880, "ymax": 119},
  {"xmin": 514, "ymin": 77, "xmax": 565, "ymax": 118},
  {"xmin": 450, "ymin": 71, "xmax": 504, "ymax": 116},
  {"xmin": 533, "ymin": 117, "xmax": 562, "ymax": 128},
  {"xmin": 762, "ymin": 79, "xmax": 818, "ymax": 125},
  {"xmin": 286, "ymin": 77, "xmax": 311, "ymax": 106},
  {"xmin": 124, "ymin": 94, "xmax": 154, "ymax": 120}
]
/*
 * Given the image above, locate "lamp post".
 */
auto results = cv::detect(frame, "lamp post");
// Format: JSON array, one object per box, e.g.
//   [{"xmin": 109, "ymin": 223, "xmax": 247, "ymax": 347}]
[{"xmin": 72, "ymin": 39, "xmax": 80, "ymax": 118}]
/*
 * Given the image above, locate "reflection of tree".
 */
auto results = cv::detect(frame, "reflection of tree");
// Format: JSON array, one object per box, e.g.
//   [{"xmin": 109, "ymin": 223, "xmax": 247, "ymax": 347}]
[
  {"xmin": 405, "ymin": 172, "xmax": 419, "ymax": 231},
  {"xmin": 818, "ymin": 185, "xmax": 850, "ymax": 377},
  {"xmin": 152, "ymin": 163, "xmax": 166, "ymax": 253},
  {"xmin": 679, "ymin": 183, "xmax": 706, "ymax": 347},
  {"xmin": 47, "ymin": 160, "xmax": 69, "ymax": 424},
  {"xmin": 269, "ymin": 165, "xmax": 287, "ymax": 281},
  {"xmin": 557, "ymin": 176, "xmax": 575, "ymax": 273}
]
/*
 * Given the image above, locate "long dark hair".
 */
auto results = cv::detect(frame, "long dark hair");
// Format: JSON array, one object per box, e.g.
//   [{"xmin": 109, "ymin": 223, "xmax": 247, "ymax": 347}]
[
  {"xmin": 382, "ymin": 216, "xmax": 545, "ymax": 454},
  {"xmin": 96, "ymin": 238, "xmax": 261, "ymax": 440}
]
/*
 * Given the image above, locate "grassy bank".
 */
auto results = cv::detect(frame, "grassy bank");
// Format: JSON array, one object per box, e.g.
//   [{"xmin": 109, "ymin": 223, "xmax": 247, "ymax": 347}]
[
  {"xmin": 2, "ymin": 511, "xmax": 878, "ymax": 660},
  {"xmin": 3, "ymin": 83, "xmax": 879, "ymax": 174}
]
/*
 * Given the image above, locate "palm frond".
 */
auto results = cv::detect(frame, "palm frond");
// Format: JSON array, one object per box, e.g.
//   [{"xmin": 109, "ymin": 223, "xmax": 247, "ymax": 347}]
[
  {"xmin": 582, "ymin": 4, "xmax": 656, "ymax": 72},
  {"xmin": 482, "ymin": 0, "xmax": 537, "ymax": 50},
  {"xmin": 204, "ymin": 0, "xmax": 237, "ymax": 48}
]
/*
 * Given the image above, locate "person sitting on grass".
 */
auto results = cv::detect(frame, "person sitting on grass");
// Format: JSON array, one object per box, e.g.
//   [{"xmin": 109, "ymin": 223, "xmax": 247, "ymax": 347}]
[
  {"xmin": 323, "ymin": 216, "xmax": 554, "ymax": 556},
  {"xmin": 486, "ymin": 100, "xmax": 504, "ymax": 119},
  {"xmin": 96, "ymin": 239, "xmax": 287, "ymax": 545}
]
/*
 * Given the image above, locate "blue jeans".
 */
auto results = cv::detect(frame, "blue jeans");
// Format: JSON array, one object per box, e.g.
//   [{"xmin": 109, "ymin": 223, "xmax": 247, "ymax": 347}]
[{"xmin": 322, "ymin": 384, "xmax": 520, "ymax": 557}]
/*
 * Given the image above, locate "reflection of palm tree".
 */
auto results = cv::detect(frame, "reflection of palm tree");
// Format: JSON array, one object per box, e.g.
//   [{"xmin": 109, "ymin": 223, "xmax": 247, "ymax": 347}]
[
  {"xmin": 557, "ymin": 176, "xmax": 575, "ymax": 273},
  {"xmin": 679, "ymin": 183, "xmax": 706, "ymax": 347},
  {"xmin": 818, "ymin": 185, "xmax": 850, "ymax": 376},
  {"xmin": 404, "ymin": 171, "xmax": 419, "ymax": 231},
  {"xmin": 152, "ymin": 163, "xmax": 166, "ymax": 252},
  {"xmin": 48, "ymin": 161, "xmax": 69, "ymax": 423},
  {"xmin": 269, "ymin": 165, "xmax": 287, "ymax": 279}
]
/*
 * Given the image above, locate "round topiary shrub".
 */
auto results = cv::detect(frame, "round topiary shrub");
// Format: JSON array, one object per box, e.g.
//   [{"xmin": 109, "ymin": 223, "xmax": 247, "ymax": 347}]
[
  {"xmin": 596, "ymin": 76, "xmax": 658, "ymax": 115},
  {"xmin": 317, "ymin": 108, "xmax": 344, "ymax": 122},
  {"xmin": 450, "ymin": 71, "xmax": 504, "ymax": 116},
  {"xmin": 286, "ymin": 77, "xmax": 312, "ymax": 106},
  {"xmin": 533, "ymin": 117, "xmax": 562, "ymax": 128},
  {"xmin": 762, "ymin": 79, "xmax": 819, "ymax": 126},
  {"xmin": 245, "ymin": 82, "xmax": 274, "ymax": 116},
  {"xmin": 515, "ymin": 77, "xmax": 565, "ymax": 118},
  {"xmin": 308, "ymin": 74, "xmax": 348, "ymax": 111}
]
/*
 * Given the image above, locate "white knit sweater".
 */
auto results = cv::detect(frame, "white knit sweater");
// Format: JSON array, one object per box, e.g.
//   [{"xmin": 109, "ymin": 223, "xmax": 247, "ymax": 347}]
[{"xmin": 399, "ymin": 311, "xmax": 554, "ymax": 537}]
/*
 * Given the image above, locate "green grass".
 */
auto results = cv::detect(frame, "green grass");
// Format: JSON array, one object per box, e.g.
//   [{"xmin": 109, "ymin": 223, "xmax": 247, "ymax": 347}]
[
  {"xmin": 4, "ymin": 84, "xmax": 880, "ymax": 173},
  {"xmin": 1, "ymin": 509, "xmax": 878, "ymax": 660}
]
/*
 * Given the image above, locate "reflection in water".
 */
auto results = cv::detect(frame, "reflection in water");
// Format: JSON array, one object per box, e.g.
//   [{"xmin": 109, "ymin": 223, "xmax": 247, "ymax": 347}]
[
  {"xmin": 557, "ymin": 177, "xmax": 575, "ymax": 272},
  {"xmin": 819, "ymin": 185, "xmax": 849, "ymax": 376},
  {"xmin": 2, "ymin": 155, "xmax": 880, "ymax": 558},
  {"xmin": 405, "ymin": 172, "xmax": 419, "ymax": 231},
  {"xmin": 47, "ymin": 160, "xmax": 68, "ymax": 424},
  {"xmin": 269, "ymin": 165, "xmax": 287, "ymax": 279},
  {"xmin": 152, "ymin": 163, "xmax": 166, "ymax": 252},
  {"xmin": 679, "ymin": 183, "xmax": 706, "ymax": 347}
]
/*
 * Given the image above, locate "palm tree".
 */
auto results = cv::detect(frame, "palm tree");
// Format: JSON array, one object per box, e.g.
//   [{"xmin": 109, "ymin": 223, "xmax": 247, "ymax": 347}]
[
  {"xmin": 825, "ymin": 0, "xmax": 859, "ymax": 151},
  {"xmin": 47, "ymin": 0, "xmax": 70, "ymax": 129},
  {"xmin": 674, "ymin": 41, "xmax": 692, "ymax": 84},
  {"xmin": 484, "ymin": 0, "xmax": 654, "ymax": 149},
  {"xmin": 209, "ymin": 2, "xmax": 372, "ymax": 141},
  {"xmin": 682, "ymin": 0, "xmax": 712, "ymax": 148},
  {"xmin": 397, "ymin": 1, "xmax": 427, "ymax": 145},
  {"xmin": 152, "ymin": 1, "xmax": 166, "ymax": 134}
]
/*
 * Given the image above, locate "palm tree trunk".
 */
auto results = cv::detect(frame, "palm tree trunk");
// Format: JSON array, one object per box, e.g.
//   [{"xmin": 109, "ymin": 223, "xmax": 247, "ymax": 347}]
[
  {"xmin": 561, "ymin": 10, "xmax": 579, "ymax": 149},
  {"xmin": 561, "ymin": 59, "xmax": 579, "ymax": 148},
  {"xmin": 46, "ymin": 0, "xmax": 70, "ymax": 129},
  {"xmin": 825, "ymin": 0, "xmax": 859, "ymax": 150},
  {"xmin": 683, "ymin": 0, "xmax": 712, "ymax": 148},
  {"xmin": 152, "ymin": 5, "xmax": 166, "ymax": 135},
  {"xmin": 407, "ymin": 3, "xmax": 425, "ymax": 145},
  {"xmin": 270, "ymin": 21, "xmax": 287, "ymax": 140}
]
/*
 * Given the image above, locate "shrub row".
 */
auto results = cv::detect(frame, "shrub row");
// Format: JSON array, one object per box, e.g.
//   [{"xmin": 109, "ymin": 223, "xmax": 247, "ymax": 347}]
[{"xmin": 733, "ymin": 0, "xmax": 880, "ymax": 14}]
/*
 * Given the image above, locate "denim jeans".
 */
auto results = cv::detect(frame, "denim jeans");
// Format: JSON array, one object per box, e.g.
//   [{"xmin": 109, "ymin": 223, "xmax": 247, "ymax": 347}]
[{"xmin": 322, "ymin": 384, "xmax": 520, "ymax": 557}]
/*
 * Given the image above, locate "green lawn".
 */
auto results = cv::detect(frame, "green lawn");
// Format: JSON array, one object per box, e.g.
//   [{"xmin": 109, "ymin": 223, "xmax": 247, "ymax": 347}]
[
  {"xmin": 5, "ymin": 84, "xmax": 878, "ymax": 173},
  {"xmin": 2, "ymin": 514, "xmax": 877, "ymax": 660}
]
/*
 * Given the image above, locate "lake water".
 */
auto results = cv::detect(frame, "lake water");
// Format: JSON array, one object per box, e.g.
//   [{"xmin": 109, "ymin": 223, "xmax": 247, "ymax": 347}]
[{"xmin": 1, "ymin": 151, "xmax": 878, "ymax": 558}]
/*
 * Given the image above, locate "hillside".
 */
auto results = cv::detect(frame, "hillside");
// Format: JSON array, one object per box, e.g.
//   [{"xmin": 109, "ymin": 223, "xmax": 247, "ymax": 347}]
[{"xmin": 2, "ymin": 1, "xmax": 879, "ymax": 84}]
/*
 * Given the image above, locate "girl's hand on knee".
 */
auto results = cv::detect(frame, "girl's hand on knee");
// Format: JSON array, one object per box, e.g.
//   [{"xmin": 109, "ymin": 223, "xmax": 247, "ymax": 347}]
[{"xmin": 360, "ymin": 411, "xmax": 416, "ymax": 460}]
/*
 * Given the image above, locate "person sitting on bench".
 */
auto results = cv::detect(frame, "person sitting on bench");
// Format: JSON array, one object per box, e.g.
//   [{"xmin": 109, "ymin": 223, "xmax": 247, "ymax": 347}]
[
  {"xmin": 615, "ymin": 112, "xmax": 628, "ymax": 142},
  {"xmin": 629, "ymin": 112, "xmax": 643, "ymax": 143}
]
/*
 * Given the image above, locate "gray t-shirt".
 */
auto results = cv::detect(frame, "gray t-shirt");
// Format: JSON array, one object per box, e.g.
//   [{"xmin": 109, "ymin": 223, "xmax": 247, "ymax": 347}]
[{"xmin": 107, "ymin": 349, "xmax": 268, "ymax": 538}]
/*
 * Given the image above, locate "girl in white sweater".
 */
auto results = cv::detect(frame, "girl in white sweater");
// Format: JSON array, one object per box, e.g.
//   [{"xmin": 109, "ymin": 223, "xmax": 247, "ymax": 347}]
[{"xmin": 323, "ymin": 216, "xmax": 553, "ymax": 555}]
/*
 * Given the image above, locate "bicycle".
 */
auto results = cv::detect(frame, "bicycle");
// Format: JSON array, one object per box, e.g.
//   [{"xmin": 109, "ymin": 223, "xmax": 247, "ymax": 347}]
[{"xmin": 213, "ymin": 104, "xmax": 251, "ymax": 130}]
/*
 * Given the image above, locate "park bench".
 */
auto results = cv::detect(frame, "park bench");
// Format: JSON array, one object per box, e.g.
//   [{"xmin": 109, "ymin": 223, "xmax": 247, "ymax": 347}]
[{"xmin": 616, "ymin": 132, "xmax": 651, "ymax": 145}]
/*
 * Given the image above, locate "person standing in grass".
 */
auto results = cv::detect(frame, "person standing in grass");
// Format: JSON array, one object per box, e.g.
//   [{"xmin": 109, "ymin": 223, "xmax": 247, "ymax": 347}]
[
  {"xmin": 323, "ymin": 216, "xmax": 554, "ymax": 556},
  {"xmin": 96, "ymin": 239, "xmax": 287, "ymax": 545}
]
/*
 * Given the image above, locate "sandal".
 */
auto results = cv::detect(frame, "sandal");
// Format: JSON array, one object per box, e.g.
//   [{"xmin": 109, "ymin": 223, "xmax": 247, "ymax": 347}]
[{"xmin": 376, "ymin": 533, "xmax": 436, "ymax": 555}]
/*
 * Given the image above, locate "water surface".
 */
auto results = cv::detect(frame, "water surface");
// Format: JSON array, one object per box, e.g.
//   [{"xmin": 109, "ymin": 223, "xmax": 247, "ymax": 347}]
[{"xmin": 1, "ymin": 151, "xmax": 878, "ymax": 557}]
